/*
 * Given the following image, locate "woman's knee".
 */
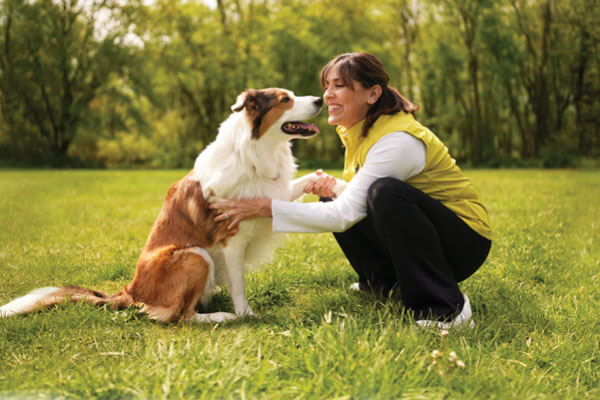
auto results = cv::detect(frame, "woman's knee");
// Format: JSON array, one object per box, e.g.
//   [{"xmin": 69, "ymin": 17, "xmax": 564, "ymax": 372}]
[{"xmin": 367, "ymin": 177, "xmax": 412, "ymax": 211}]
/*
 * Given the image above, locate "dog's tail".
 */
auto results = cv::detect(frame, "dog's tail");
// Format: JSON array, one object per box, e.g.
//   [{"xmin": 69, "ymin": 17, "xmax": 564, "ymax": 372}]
[{"xmin": 0, "ymin": 286, "xmax": 135, "ymax": 318}]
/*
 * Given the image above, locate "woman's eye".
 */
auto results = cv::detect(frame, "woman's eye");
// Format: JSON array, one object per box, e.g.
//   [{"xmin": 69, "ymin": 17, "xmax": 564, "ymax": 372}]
[
  {"xmin": 324, "ymin": 85, "xmax": 343, "ymax": 92},
  {"xmin": 281, "ymin": 97, "xmax": 290, "ymax": 103}
]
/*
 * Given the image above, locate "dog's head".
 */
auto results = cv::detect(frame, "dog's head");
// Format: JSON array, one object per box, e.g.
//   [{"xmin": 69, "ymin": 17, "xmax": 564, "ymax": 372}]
[{"xmin": 231, "ymin": 88, "xmax": 322, "ymax": 140}]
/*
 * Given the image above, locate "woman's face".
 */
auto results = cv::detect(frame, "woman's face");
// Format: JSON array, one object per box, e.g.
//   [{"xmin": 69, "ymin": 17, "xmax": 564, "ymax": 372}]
[{"xmin": 322, "ymin": 64, "xmax": 380, "ymax": 129}]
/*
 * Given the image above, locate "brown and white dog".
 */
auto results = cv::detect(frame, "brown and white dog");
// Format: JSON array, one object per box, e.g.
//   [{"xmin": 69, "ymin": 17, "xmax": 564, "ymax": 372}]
[{"xmin": 0, "ymin": 88, "xmax": 344, "ymax": 323}]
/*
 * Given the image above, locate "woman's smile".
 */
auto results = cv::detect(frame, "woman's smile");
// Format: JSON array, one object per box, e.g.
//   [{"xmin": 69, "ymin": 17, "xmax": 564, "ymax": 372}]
[{"xmin": 327, "ymin": 103, "xmax": 341, "ymax": 113}]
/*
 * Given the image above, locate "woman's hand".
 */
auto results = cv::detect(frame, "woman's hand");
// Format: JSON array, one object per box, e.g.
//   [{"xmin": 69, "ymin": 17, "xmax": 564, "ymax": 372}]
[
  {"xmin": 304, "ymin": 170, "xmax": 338, "ymax": 198},
  {"xmin": 209, "ymin": 197, "xmax": 272, "ymax": 231}
]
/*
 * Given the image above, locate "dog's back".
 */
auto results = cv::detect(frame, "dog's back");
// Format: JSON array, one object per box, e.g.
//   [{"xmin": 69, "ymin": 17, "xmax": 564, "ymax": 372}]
[
  {"xmin": 0, "ymin": 173, "xmax": 230, "ymax": 322},
  {"xmin": 142, "ymin": 172, "xmax": 230, "ymax": 253},
  {"xmin": 124, "ymin": 173, "xmax": 231, "ymax": 321}
]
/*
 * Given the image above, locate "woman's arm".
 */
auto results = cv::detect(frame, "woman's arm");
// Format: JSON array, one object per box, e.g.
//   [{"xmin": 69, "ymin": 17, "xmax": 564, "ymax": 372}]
[
  {"xmin": 211, "ymin": 132, "xmax": 426, "ymax": 233},
  {"xmin": 272, "ymin": 132, "xmax": 426, "ymax": 232}
]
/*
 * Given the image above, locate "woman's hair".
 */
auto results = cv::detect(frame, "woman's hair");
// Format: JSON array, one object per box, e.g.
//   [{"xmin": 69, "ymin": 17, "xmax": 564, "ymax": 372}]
[{"xmin": 319, "ymin": 52, "xmax": 419, "ymax": 137}]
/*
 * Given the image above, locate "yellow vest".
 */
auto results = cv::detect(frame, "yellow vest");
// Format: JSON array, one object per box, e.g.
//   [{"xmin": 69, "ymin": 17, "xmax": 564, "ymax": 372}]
[{"xmin": 336, "ymin": 113, "xmax": 493, "ymax": 240}]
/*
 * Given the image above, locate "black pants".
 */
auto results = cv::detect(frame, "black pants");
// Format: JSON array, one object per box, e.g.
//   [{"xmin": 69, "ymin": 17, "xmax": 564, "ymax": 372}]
[{"xmin": 333, "ymin": 177, "xmax": 491, "ymax": 320}]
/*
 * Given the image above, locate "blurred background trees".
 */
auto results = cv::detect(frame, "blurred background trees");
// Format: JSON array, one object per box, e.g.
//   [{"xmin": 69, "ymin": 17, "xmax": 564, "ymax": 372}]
[{"xmin": 0, "ymin": 0, "xmax": 598, "ymax": 168}]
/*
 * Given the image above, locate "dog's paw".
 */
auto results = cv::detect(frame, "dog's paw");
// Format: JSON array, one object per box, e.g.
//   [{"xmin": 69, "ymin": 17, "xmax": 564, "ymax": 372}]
[
  {"xmin": 234, "ymin": 305, "xmax": 256, "ymax": 318},
  {"xmin": 190, "ymin": 312, "xmax": 237, "ymax": 323},
  {"xmin": 332, "ymin": 179, "xmax": 347, "ymax": 197},
  {"xmin": 211, "ymin": 312, "xmax": 238, "ymax": 323}
]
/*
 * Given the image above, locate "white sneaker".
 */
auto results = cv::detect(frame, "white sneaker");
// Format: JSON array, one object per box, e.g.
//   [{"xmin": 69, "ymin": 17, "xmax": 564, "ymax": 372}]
[{"xmin": 416, "ymin": 293, "xmax": 475, "ymax": 329}]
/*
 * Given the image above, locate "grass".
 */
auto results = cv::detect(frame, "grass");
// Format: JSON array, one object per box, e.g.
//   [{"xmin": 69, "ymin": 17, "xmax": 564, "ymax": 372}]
[{"xmin": 0, "ymin": 168, "xmax": 599, "ymax": 399}]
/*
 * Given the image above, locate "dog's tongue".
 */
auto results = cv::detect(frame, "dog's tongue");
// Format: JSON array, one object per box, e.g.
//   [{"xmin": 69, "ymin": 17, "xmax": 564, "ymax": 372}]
[
  {"xmin": 282, "ymin": 121, "xmax": 320, "ymax": 135},
  {"xmin": 296, "ymin": 122, "xmax": 320, "ymax": 134}
]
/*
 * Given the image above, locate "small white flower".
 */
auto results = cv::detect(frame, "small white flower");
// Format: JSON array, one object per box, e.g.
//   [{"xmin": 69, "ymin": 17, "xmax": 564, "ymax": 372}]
[{"xmin": 448, "ymin": 351, "xmax": 457, "ymax": 362}]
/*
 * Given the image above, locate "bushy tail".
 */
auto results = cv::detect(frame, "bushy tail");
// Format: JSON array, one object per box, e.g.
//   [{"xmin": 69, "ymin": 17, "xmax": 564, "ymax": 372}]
[{"xmin": 0, "ymin": 286, "xmax": 135, "ymax": 318}]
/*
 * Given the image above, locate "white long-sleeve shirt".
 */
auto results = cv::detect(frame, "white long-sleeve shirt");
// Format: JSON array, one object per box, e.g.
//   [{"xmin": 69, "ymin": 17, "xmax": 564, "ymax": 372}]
[{"xmin": 272, "ymin": 131, "xmax": 427, "ymax": 233}]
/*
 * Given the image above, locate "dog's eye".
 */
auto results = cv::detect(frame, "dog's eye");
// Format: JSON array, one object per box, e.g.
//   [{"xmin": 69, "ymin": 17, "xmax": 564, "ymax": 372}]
[{"xmin": 281, "ymin": 97, "xmax": 290, "ymax": 103}]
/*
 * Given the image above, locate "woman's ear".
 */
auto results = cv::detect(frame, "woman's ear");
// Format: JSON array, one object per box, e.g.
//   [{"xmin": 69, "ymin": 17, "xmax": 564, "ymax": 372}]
[{"xmin": 367, "ymin": 85, "xmax": 383, "ymax": 105}]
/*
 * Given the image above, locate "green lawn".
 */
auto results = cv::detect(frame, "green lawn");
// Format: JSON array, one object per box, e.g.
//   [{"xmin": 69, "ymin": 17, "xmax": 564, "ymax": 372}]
[{"xmin": 0, "ymin": 169, "xmax": 598, "ymax": 399}]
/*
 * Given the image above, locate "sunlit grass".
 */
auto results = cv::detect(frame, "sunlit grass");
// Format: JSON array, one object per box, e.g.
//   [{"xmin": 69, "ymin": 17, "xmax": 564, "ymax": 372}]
[{"xmin": 0, "ymin": 169, "xmax": 599, "ymax": 399}]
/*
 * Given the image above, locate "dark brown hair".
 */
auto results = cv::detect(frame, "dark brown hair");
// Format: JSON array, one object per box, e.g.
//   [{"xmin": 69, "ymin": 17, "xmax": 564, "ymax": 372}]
[{"xmin": 320, "ymin": 52, "xmax": 419, "ymax": 137}]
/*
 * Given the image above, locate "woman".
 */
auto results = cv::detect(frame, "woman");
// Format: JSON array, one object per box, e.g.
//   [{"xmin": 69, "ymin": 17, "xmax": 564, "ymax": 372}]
[{"xmin": 211, "ymin": 52, "xmax": 492, "ymax": 328}]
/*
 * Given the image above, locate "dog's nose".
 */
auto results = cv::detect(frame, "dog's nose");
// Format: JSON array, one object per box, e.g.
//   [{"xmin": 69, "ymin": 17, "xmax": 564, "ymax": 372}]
[{"xmin": 314, "ymin": 98, "xmax": 324, "ymax": 107}]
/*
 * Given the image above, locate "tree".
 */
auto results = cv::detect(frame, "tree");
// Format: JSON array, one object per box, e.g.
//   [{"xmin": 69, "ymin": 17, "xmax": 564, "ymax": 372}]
[
  {"xmin": 0, "ymin": 0, "xmax": 135, "ymax": 164},
  {"xmin": 567, "ymin": 0, "xmax": 600, "ymax": 156},
  {"xmin": 434, "ymin": 0, "xmax": 497, "ymax": 164},
  {"xmin": 510, "ymin": 0, "xmax": 554, "ymax": 158},
  {"xmin": 2, "ymin": 0, "xmax": 599, "ymax": 167}
]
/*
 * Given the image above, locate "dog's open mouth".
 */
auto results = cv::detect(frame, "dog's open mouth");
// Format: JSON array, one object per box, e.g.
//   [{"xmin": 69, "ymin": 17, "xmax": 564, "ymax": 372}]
[{"xmin": 281, "ymin": 122, "xmax": 320, "ymax": 136}]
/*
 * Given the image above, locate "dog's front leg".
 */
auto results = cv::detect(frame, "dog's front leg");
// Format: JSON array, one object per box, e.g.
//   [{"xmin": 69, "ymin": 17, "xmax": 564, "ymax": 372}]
[
  {"xmin": 289, "ymin": 171, "xmax": 318, "ymax": 200},
  {"xmin": 221, "ymin": 243, "xmax": 255, "ymax": 317}
]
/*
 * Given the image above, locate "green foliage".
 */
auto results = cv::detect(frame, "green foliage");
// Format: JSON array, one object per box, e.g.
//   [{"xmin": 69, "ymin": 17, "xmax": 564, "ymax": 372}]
[
  {"xmin": 0, "ymin": 169, "xmax": 599, "ymax": 398},
  {"xmin": 1, "ymin": 0, "xmax": 599, "ymax": 167},
  {"xmin": 0, "ymin": 0, "xmax": 143, "ymax": 165}
]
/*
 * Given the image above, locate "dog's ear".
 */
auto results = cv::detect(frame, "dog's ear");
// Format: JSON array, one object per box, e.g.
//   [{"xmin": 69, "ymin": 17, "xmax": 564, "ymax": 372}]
[
  {"xmin": 231, "ymin": 90, "xmax": 259, "ymax": 112},
  {"xmin": 231, "ymin": 89, "xmax": 276, "ymax": 139},
  {"xmin": 231, "ymin": 92, "xmax": 247, "ymax": 112}
]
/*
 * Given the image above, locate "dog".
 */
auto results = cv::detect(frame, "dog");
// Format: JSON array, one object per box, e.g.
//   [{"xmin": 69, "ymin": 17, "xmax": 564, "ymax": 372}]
[{"xmin": 0, "ymin": 88, "xmax": 344, "ymax": 323}]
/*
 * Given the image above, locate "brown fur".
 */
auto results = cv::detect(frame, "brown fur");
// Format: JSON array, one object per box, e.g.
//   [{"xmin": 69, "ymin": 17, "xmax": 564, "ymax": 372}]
[
  {"xmin": 235, "ymin": 89, "xmax": 295, "ymax": 139},
  {"xmin": 141, "ymin": 171, "xmax": 230, "ymax": 252},
  {"xmin": 26, "ymin": 173, "xmax": 231, "ymax": 323}
]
